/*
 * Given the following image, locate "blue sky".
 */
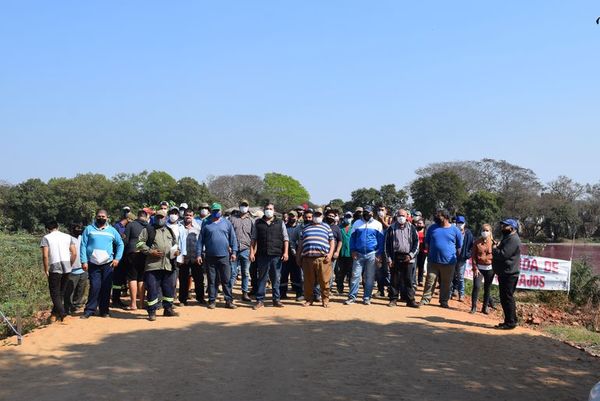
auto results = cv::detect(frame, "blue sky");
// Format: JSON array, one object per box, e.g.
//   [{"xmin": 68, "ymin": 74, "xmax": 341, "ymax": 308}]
[{"xmin": 1, "ymin": 1, "xmax": 599, "ymax": 204}]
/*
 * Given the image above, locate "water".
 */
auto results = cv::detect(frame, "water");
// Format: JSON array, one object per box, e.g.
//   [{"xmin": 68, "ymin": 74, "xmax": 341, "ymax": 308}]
[{"xmin": 522, "ymin": 244, "xmax": 600, "ymax": 274}]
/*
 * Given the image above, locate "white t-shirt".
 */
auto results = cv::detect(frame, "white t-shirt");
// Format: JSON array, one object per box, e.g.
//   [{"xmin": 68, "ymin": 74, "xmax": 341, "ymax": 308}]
[{"xmin": 40, "ymin": 230, "xmax": 73, "ymax": 274}]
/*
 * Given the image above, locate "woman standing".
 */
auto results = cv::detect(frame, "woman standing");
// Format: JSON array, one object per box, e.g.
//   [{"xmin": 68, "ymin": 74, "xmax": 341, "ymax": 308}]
[{"xmin": 470, "ymin": 224, "xmax": 495, "ymax": 314}]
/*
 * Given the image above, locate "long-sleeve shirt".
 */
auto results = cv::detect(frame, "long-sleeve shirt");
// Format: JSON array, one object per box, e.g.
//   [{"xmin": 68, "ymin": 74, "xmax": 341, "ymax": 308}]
[
  {"xmin": 80, "ymin": 223, "xmax": 124, "ymax": 265},
  {"xmin": 179, "ymin": 220, "xmax": 202, "ymax": 262},
  {"xmin": 384, "ymin": 222, "xmax": 419, "ymax": 262},
  {"xmin": 195, "ymin": 218, "xmax": 238, "ymax": 258},
  {"xmin": 350, "ymin": 218, "xmax": 384, "ymax": 256},
  {"xmin": 492, "ymin": 232, "xmax": 521, "ymax": 275}
]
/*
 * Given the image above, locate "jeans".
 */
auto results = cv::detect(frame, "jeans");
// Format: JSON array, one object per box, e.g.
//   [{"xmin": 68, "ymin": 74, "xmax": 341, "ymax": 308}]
[
  {"xmin": 450, "ymin": 261, "xmax": 467, "ymax": 297},
  {"xmin": 84, "ymin": 263, "xmax": 114, "ymax": 316},
  {"xmin": 64, "ymin": 271, "xmax": 88, "ymax": 313},
  {"xmin": 48, "ymin": 272, "xmax": 69, "ymax": 319},
  {"xmin": 256, "ymin": 255, "xmax": 283, "ymax": 302},
  {"xmin": 389, "ymin": 255, "xmax": 416, "ymax": 303},
  {"xmin": 145, "ymin": 270, "xmax": 177, "ymax": 313},
  {"xmin": 498, "ymin": 273, "xmax": 519, "ymax": 326},
  {"xmin": 206, "ymin": 255, "xmax": 233, "ymax": 303},
  {"xmin": 348, "ymin": 252, "xmax": 376, "ymax": 301},
  {"xmin": 280, "ymin": 256, "xmax": 303, "ymax": 297},
  {"xmin": 421, "ymin": 262, "xmax": 455, "ymax": 305},
  {"xmin": 230, "ymin": 249, "xmax": 251, "ymax": 293},
  {"xmin": 178, "ymin": 261, "xmax": 205, "ymax": 303}
]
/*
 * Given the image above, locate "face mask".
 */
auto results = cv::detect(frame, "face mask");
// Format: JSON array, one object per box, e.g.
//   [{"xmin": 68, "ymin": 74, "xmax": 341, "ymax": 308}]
[
  {"xmin": 481, "ymin": 231, "xmax": 490, "ymax": 238},
  {"xmin": 377, "ymin": 211, "xmax": 385, "ymax": 218},
  {"xmin": 212, "ymin": 211, "xmax": 222, "ymax": 219},
  {"xmin": 326, "ymin": 216, "xmax": 335, "ymax": 224},
  {"xmin": 397, "ymin": 216, "xmax": 407, "ymax": 224},
  {"xmin": 416, "ymin": 225, "xmax": 424, "ymax": 231},
  {"xmin": 179, "ymin": 210, "xmax": 185, "ymax": 218},
  {"xmin": 156, "ymin": 218, "xmax": 166, "ymax": 227},
  {"xmin": 240, "ymin": 206, "xmax": 249, "ymax": 214},
  {"xmin": 200, "ymin": 209, "xmax": 209, "ymax": 217},
  {"xmin": 363, "ymin": 213, "xmax": 372, "ymax": 221},
  {"xmin": 169, "ymin": 214, "xmax": 179, "ymax": 223},
  {"xmin": 457, "ymin": 223, "xmax": 465, "ymax": 229},
  {"xmin": 264, "ymin": 209, "xmax": 274, "ymax": 218},
  {"xmin": 344, "ymin": 218, "xmax": 352, "ymax": 224},
  {"xmin": 433, "ymin": 217, "xmax": 442, "ymax": 225},
  {"xmin": 288, "ymin": 218, "xmax": 296, "ymax": 225},
  {"xmin": 313, "ymin": 216, "xmax": 323, "ymax": 224},
  {"xmin": 502, "ymin": 226, "xmax": 512, "ymax": 234},
  {"xmin": 95, "ymin": 218, "xmax": 107, "ymax": 226},
  {"xmin": 73, "ymin": 229, "xmax": 83, "ymax": 237}
]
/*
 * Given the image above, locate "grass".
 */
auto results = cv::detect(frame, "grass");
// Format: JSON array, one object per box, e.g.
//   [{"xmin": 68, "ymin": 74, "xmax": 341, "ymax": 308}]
[
  {"xmin": 0, "ymin": 232, "xmax": 51, "ymax": 338},
  {"xmin": 543, "ymin": 325, "xmax": 600, "ymax": 355}
]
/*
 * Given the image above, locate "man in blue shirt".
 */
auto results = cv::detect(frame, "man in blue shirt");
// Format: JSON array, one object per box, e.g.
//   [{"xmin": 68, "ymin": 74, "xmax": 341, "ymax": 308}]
[
  {"xmin": 196, "ymin": 202, "xmax": 238, "ymax": 309},
  {"xmin": 419, "ymin": 209, "xmax": 463, "ymax": 308}
]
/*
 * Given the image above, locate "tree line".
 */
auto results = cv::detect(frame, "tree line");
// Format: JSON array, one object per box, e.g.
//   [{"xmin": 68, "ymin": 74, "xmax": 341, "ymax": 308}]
[{"xmin": 1, "ymin": 158, "xmax": 598, "ymax": 242}]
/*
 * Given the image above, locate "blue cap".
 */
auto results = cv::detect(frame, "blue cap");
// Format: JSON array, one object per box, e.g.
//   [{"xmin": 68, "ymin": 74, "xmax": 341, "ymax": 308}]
[
  {"xmin": 500, "ymin": 219, "xmax": 518, "ymax": 229},
  {"xmin": 456, "ymin": 215, "xmax": 466, "ymax": 224},
  {"xmin": 364, "ymin": 206, "xmax": 373, "ymax": 213}
]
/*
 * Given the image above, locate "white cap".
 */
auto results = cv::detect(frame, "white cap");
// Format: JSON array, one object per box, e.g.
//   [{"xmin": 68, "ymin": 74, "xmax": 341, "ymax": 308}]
[{"xmin": 179, "ymin": 203, "xmax": 188, "ymax": 209}]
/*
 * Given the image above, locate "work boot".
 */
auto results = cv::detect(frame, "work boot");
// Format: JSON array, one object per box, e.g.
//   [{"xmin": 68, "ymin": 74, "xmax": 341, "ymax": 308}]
[
  {"xmin": 273, "ymin": 301, "xmax": 285, "ymax": 308},
  {"xmin": 387, "ymin": 300, "xmax": 397, "ymax": 307},
  {"xmin": 482, "ymin": 305, "xmax": 489, "ymax": 315},
  {"xmin": 163, "ymin": 308, "xmax": 179, "ymax": 317},
  {"xmin": 225, "ymin": 300, "xmax": 237, "ymax": 309},
  {"xmin": 148, "ymin": 312, "xmax": 156, "ymax": 321},
  {"xmin": 470, "ymin": 306, "xmax": 477, "ymax": 314},
  {"xmin": 242, "ymin": 292, "xmax": 252, "ymax": 302},
  {"xmin": 407, "ymin": 301, "xmax": 420, "ymax": 308}
]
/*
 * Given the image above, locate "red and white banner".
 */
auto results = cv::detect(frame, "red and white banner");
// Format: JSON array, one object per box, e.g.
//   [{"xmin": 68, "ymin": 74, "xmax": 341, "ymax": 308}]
[{"xmin": 463, "ymin": 255, "xmax": 571, "ymax": 291}]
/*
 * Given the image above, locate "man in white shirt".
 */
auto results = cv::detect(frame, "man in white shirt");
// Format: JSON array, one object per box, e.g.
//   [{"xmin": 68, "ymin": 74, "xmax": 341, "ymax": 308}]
[{"xmin": 40, "ymin": 220, "xmax": 77, "ymax": 322}]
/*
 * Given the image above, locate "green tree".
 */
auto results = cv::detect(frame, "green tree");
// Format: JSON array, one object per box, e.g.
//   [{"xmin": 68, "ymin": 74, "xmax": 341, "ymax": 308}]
[
  {"xmin": 173, "ymin": 177, "xmax": 212, "ymax": 210},
  {"xmin": 262, "ymin": 173, "xmax": 310, "ymax": 212},
  {"xmin": 142, "ymin": 171, "xmax": 177, "ymax": 205},
  {"xmin": 6, "ymin": 179, "xmax": 57, "ymax": 232},
  {"xmin": 410, "ymin": 171, "xmax": 468, "ymax": 218},
  {"xmin": 463, "ymin": 191, "xmax": 502, "ymax": 233},
  {"xmin": 327, "ymin": 198, "xmax": 345, "ymax": 212}
]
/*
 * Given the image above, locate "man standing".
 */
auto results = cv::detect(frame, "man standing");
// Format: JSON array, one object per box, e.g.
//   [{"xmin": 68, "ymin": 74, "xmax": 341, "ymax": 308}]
[
  {"xmin": 335, "ymin": 211, "xmax": 354, "ymax": 294},
  {"xmin": 64, "ymin": 223, "xmax": 87, "ymax": 315},
  {"xmin": 178, "ymin": 209, "xmax": 204, "ymax": 305},
  {"xmin": 229, "ymin": 199, "xmax": 255, "ymax": 302},
  {"xmin": 41, "ymin": 221, "xmax": 77, "ymax": 322},
  {"xmin": 80, "ymin": 210, "xmax": 124, "ymax": 319},
  {"xmin": 195, "ymin": 202, "xmax": 238, "ymax": 309},
  {"xmin": 123, "ymin": 209, "xmax": 149, "ymax": 310},
  {"xmin": 137, "ymin": 209, "xmax": 179, "ymax": 321},
  {"xmin": 280, "ymin": 211, "xmax": 304, "ymax": 301},
  {"xmin": 450, "ymin": 215, "xmax": 474, "ymax": 302},
  {"xmin": 344, "ymin": 207, "xmax": 384, "ymax": 305},
  {"xmin": 493, "ymin": 219, "xmax": 521, "ymax": 330},
  {"xmin": 385, "ymin": 209, "xmax": 420, "ymax": 308},
  {"xmin": 419, "ymin": 209, "xmax": 463, "ymax": 308},
  {"xmin": 250, "ymin": 202, "xmax": 289, "ymax": 309},
  {"xmin": 167, "ymin": 206, "xmax": 183, "ymax": 297},
  {"xmin": 296, "ymin": 208, "xmax": 335, "ymax": 308}
]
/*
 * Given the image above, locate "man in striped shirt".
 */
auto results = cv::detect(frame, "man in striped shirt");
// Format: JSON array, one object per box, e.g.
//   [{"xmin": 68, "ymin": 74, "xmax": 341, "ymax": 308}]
[{"xmin": 296, "ymin": 208, "xmax": 335, "ymax": 308}]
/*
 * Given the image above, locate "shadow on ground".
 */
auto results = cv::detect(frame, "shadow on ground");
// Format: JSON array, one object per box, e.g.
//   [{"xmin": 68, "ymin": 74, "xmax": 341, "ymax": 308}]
[{"xmin": 0, "ymin": 316, "xmax": 598, "ymax": 401}]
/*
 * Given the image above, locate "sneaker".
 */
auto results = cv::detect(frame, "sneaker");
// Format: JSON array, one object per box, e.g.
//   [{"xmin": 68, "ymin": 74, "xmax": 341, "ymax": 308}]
[
  {"xmin": 387, "ymin": 300, "xmax": 397, "ymax": 307},
  {"xmin": 163, "ymin": 308, "xmax": 179, "ymax": 317},
  {"xmin": 362, "ymin": 299, "xmax": 371, "ymax": 305},
  {"xmin": 469, "ymin": 307, "xmax": 477, "ymax": 314},
  {"xmin": 343, "ymin": 298, "xmax": 355, "ymax": 305},
  {"xmin": 80, "ymin": 313, "xmax": 92, "ymax": 319},
  {"xmin": 148, "ymin": 313, "xmax": 156, "ymax": 321},
  {"xmin": 418, "ymin": 299, "xmax": 429, "ymax": 307},
  {"xmin": 273, "ymin": 301, "xmax": 285, "ymax": 308},
  {"xmin": 440, "ymin": 303, "xmax": 450, "ymax": 309},
  {"xmin": 207, "ymin": 302, "xmax": 216, "ymax": 310},
  {"xmin": 241, "ymin": 292, "xmax": 252, "ymax": 302},
  {"xmin": 407, "ymin": 301, "xmax": 420, "ymax": 308},
  {"xmin": 100, "ymin": 313, "xmax": 110, "ymax": 318},
  {"xmin": 253, "ymin": 301, "xmax": 264, "ymax": 310},
  {"xmin": 295, "ymin": 295, "xmax": 305, "ymax": 302},
  {"xmin": 225, "ymin": 301, "xmax": 237, "ymax": 309}
]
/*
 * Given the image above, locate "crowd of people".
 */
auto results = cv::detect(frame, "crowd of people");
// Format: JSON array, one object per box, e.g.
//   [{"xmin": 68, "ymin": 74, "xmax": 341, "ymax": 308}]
[{"xmin": 40, "ymin": 199, "xmax": 522, "ymax": 329}]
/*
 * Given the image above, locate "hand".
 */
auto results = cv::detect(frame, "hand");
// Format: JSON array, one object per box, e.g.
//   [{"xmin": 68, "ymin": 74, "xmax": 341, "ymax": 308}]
[
  {"xmin": 281, "ymin": 253, "xmax": 289, "ymax": 262},
  {"xmin": 44, "ymin": 269, "xmax": 49, "ymax": 277},
  {"xmin": 196, "ymin": 256, "xmax": 203, "ymax": 265},
  {"xmin": 403, "ymin": 255, "xmax": 411, "ymax": 263},
  {"xmin": 111, "ymin": 260, "xmax": 119, "ymax": 268},
  {"xmin": 333, "ymin": 251, "xmax": 339, "ymax": 260},
  {"xmin": 173, "ymin": 250, "xmax": 180, "ymax": 257},
  {"xmin": 230, "ymin": 254, "xmax": 237, "ymax": 263},
  {"xmin": 150, "ymin": 249, "xmax": 164, "ymax": 258},
  {"xmin": 82, "ymin": 263, "xmax": 88, "ymax": 271},
  {"xmin": 250, "ymin": 253, "xmax": 256, "ymax": 263},
  {"xmin": 352, "ymin": 252, "xmax": 358, "ymax": 261},
  {"xmin": 472, "ymin": 268, "xmax": 479, "ymax": 278},
  {"xmin": 324, "ymin": 254, "xmax": 332, "ymax": 264}
]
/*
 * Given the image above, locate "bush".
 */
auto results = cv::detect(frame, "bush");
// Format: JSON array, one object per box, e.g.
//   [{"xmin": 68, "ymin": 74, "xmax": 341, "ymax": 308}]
[
  {"xmin": 0, "ymin": 233, "xmax": 50, "ymax": 338},
  {"xmin": 568, "ymin": 259, "xmax": 600, "ymax": 306}
]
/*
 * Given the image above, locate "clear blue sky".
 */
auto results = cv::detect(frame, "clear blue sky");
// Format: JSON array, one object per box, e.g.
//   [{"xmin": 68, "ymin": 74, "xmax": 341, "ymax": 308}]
[{"xmin": 1, "ymin": 1, "xmax": 599, "ymax": 204}]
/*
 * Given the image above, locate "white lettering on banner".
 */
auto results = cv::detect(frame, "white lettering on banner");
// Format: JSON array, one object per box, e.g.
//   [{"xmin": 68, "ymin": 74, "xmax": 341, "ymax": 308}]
[{"xmin": 463, "ymin": 255, "xmax": 571, "ymax": 291}]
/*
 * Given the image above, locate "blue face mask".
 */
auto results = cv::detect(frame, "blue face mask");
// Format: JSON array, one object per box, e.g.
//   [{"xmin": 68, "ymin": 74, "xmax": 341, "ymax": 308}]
[{"xmin": 212, "ymin": 211, "xmax": 222, "ymax": 219}]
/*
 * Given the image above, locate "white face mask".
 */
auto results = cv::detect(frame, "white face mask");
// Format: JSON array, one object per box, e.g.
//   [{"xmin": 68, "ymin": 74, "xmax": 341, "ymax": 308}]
[
  {"xmin": 397, "ymin": 216, "xmax": 407, "ymax": 224},
  {"xmin": 264, "ymin": 209, "xmax": 274, "ymax": 218},
  {"xmin": 457, "ymin": 223, "xmax": 465, "ymax": 229},
  {"xmin": 200, "ymin": 209, "xmax": 209, "ymax": 217},
  {"xmin": 313, "ymin": 216, "xmax": 323, "ymax": 224},
  {"xmin": 481, "ymin": 231, "xmax": 490, "ymax": 238},
  {"xmin": 169, "ymin": 214, "xmax": 179, "ymax": 223},
  {"xmin": 240, "ymin": 206, "xmax": 249, "ymax": 214},
  {"xmin": 377, "ymin": 211, "xmax": 385, "ymax": 218}
]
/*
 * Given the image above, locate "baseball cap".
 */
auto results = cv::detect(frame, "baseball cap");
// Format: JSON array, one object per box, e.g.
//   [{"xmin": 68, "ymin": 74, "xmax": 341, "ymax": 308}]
[
  {"xmin": 239, "ymin": 199, "xmax": 249, "ymax": 206},
  {"xmin": 500, "ymin": 218, "xmax": 519, "ymax": 229},
  {"xmin": 314, "ymin": 208, "xmax": 324, "ymax": 215},
  {"xmin": 199, "ymin": 202, "xmax": 210, "ymax": 209},
  {"xmin": 344, "ymin": 211, "xmax": 353, "ymax": 218},
  {"xmin": 159, "ymin": 201, "xmax": 169, "ymax": 206},
  {"xmin": 456, "ymin": 215, "xmax": 466, "ymax": 224},
  {"xmin": 169, "ymin": 206, "xmax": 179, "ymax": 213},
  {"xmin": 155, "ymin": 210, "xmax": 167, "ymax": 218},
  {"xmin": 363, "ymin": 206, "xmax": 373, "ymax": 213},
  {"xmin": 179, "ymin": 203, "xmax": 188, "ymax": 210},
  {"xmin": 211, "ymin": 202, "xmax": 222, "ymax": 211},
  {"xmin": 288, "ymin": 211, "xmax": 298, "ymax": 217}
]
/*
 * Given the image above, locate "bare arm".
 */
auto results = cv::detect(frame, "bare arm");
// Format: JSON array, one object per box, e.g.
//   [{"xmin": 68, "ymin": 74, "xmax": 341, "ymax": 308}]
[{"xmin": 41, "ymin": 247, "xmax": 49, "ymax": 277}]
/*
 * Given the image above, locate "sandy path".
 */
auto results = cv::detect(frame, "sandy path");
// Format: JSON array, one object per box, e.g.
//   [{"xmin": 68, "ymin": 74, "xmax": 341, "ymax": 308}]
[{"xmin": 1, "ymin": 290, "xmax": 598, "ymax": 401}]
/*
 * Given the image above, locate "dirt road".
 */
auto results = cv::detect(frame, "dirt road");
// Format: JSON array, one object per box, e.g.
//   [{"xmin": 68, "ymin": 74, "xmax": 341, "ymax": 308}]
[{"xmin": 1, "ymin": 292, "xmax": 598, "ymax": 401}]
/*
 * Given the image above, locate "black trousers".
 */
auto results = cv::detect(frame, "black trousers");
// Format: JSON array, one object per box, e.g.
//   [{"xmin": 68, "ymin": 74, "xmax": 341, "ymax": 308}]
[
  {"xmin": 178, "ymin": 261, "xmax": 205, "ymax": 303},
  {"xmin": 389, "ymin": 255, "xmax": 416, "ymax": 303},
  {"xmin": 416, "ymin": 252, "xmax": 427, "ymax": 284},
  {"xmin": 48, "ymin": 272, "xmax": 69, "ymax": 319},
  {"xmin": 249, "ymin": 260, "xmax": 258, "ymax": 294},
  {"xmin": 112, "ymin": 256, "xmax": 128, "ymax": 300},
  {"xmin": 498, "ymin": 273, "xmax": 519, "ymax": 326},
  {"xmin": 472, "ymin": 268, "xmax": 495, "ymax": 310},
  {"xmin": 335, "ymin": 256, "xmax": 353, "ymax": 292}
]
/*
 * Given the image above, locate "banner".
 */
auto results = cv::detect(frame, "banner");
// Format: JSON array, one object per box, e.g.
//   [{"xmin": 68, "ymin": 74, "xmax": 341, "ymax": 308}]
[{"xmin": 463, "ymin": 255, "xmax": 571, "ymax": 291}]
